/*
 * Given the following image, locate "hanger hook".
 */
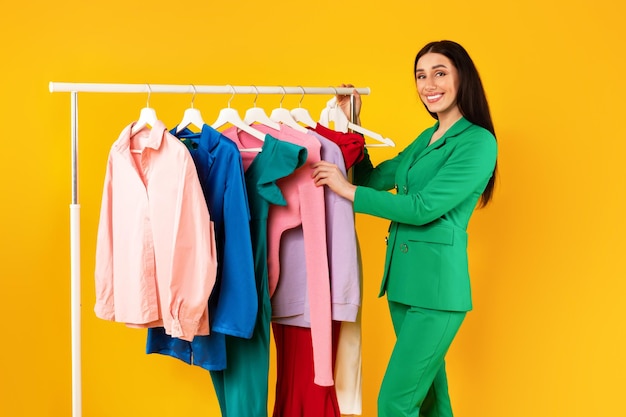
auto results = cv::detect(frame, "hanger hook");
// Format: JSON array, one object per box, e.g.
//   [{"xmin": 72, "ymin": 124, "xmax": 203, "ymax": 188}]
[
  {"xmin": 145, "ymin": 83, "xmax": 152, "ymax": 108},
  {"xmin": 190, "ymin": 84, "xmax": 197, "ymax": 108},
  {"xmin": 226, "ymin": 84, "xmax": 235, "ymax": 108},
  {"xmin": 251, "ymin": 85, "xmax": 259, "ymax": 107},
  {"xmin": 297, "ymin": 86, "xmax": 306, "ymax": 108},
  {"xmin": 279, "ymin": 86, "xmax": 287, "ymax": 108}
]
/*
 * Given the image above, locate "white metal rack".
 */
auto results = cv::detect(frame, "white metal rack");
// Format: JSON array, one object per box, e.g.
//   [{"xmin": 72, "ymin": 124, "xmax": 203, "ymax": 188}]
[{"xmin": 49, "ymin": 82, "xmax": 367, "ymax": 417}]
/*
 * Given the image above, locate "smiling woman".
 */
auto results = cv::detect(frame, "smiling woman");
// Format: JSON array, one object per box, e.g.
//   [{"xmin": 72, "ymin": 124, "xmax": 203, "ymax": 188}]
[
  {"xmin": 311, "ymin": 40, "xmax": 498, "ymax": 417},
  {"xmin": 415, "ymin": 54, "xmax": 461, "ymax": 143},
  {"xmin": 414, "ymin": 40, "xmax": 497, "ymax": 206}
]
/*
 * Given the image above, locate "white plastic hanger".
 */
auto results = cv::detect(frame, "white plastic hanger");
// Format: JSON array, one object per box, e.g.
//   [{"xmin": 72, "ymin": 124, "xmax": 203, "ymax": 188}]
[
  {"xmin": 244, "ymin": 85, "xmax": 280, "ymax": 130},
  {"xmin": 324, "ymin": 89, "xmax": 395, "ymax": 147},
  {"xmin": 319, "ymin": 96, "xmax": 349, "ymax": 132},
  {"xmin": 211, "ymin": 85, "xmax": 264, "ymax": 152},
  {"xmin": 351, "ymin": 124, "xmax": 395, "ymax": 147},
  {"xmin": 290, "ymin": 86, "xmax": 317, "ymax": 128},
  {"xmin": 130, "ymin": 84, "xmax": 158, "ymax": 136},
  {"xmin": 270, "ymin": 86, "xmax": 309, "ymax": 133},
  {"xmin": 176, "ymin": 85, "xmax": 205, "ymax": 133}
]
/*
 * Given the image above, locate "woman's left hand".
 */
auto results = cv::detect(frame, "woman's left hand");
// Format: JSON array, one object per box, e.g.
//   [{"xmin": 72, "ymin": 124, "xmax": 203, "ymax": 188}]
[{"xmin": 311, "ymin": 161, "xmax": 356, "ymax": 202}]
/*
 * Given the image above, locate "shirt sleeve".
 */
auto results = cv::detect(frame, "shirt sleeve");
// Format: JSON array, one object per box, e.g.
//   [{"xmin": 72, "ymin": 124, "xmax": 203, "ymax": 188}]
[
  {"xmin": 322, "ymin": 143, "xmax": 360, "ymax": 322},
  {"xmin": 166, "ymin": 154, "xmax": 218, "ymax": 342},
  {"xmin": 210, "ymin": 150, "xmax": 258, "ymax": 339},
  {"xmin": 354, "ymin": 132, "xmax": 497, "ymax": 226},
  {"xmin": 312, "ymin": 124, "xmax": 365, "ymax": 169},
  {"xmin": 352, "ymin": 149, "xmax": 402, "ymax": 191},
  {"xmin": 257, "ymin": 137, "xmax": 308, "ymax": 206},
  {"xmin": 94, "ymin": 153, "xmax": 115, "ymax": 320}
]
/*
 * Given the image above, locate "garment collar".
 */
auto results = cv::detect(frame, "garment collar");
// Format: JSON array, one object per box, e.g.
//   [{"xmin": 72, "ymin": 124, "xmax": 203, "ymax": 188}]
[
  {"xmin": 116, "ymin": 120, "xmax": 167, "ymax": 153},
  {"xmin": 432, "ymin": 116, "xmax": 471, "ymax": 143},
  {"xmin": 172, "ymin": 124, "xmax": 221, "ymax": 153}
]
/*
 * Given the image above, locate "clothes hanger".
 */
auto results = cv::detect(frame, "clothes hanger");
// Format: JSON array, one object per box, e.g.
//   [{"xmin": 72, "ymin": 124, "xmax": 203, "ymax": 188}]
[
  {"xmin": 130, "ymin": 84, "xmax": 158, "ymax": 136},
  {"xmin": 290, "ymin": 86, "xmax": 317, "ymax": 128},
  {"xmin": 327, "ymin": 87, "xmax": 396, "ymax": 147},
  {"xmin": 244, "ymin": 85, "xmax": 280, "ymax": 130},
  {"xmin": 318, "ymin": 96, "xmax": 348, "ymax": 132},
  {"xmin": 270, "ymin": 86, "xmax": 309, "ymax": 133},
  {"xmin": 211, "ymin": 84, "xmax": 264, "ymax": 152},
  {"xmin": 175, "ymin": 85, "xmax": 205, "ymax": 133}
]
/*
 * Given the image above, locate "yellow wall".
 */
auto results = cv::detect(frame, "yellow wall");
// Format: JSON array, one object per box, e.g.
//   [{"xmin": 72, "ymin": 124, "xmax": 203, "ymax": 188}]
[{"xmin": 1, "ymin": 0, "xmax": 625, "ymax": 416}]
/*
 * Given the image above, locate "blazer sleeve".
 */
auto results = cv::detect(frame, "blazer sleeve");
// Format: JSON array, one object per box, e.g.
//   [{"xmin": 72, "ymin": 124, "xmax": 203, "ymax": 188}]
[
  {"xmin": 352, "ymin": 149, "xmax": 401, "ymax": 191},
  {"xmin": 353, "ymin": 131, "xmax": 497, "ymax": 226},
  {"xmin": 352, "ymin": 131, "xmax": 429, "ymax": 191}
]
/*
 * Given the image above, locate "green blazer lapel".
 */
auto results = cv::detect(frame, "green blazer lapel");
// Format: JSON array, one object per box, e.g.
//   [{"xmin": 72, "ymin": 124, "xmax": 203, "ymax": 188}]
[{"xmin": 414, "ymin": 117, "xmax": 472, "ymax": 162}]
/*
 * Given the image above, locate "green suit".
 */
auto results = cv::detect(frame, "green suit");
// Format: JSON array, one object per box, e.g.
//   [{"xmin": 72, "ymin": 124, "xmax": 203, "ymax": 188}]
[{"xmin": 353, "ymin": 117, "xmax": 497, "ymax": 416}]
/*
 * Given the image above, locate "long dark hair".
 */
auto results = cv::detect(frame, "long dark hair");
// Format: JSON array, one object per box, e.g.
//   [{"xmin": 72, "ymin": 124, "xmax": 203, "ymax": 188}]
[{"xmin": 414, "ymin": 40, "xmax": 497, "ymax": 207}]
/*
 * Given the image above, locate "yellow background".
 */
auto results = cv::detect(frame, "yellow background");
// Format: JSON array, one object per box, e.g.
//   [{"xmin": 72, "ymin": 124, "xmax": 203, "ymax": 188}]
[{"xmin": 1, "ymin": 0, "xmax": 625, "ymax": 416}]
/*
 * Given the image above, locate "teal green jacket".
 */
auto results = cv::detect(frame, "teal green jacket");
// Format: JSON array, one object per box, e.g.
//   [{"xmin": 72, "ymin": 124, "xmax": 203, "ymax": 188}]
[{"xmin": 353, "ymin": 117, "xmax": 497, "ymax": 311}]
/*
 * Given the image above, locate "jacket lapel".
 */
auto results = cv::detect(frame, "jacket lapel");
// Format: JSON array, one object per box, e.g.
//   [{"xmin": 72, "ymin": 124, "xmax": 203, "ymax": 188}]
[{"xmin": 412, "ymin": 117, "xmax": 472, "ymax": 164}]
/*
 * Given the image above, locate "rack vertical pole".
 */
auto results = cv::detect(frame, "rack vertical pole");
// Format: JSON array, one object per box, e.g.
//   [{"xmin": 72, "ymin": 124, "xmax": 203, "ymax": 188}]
[{"xmin": 69, "ymin": 91, "xmax": 82, "ymax": 417}]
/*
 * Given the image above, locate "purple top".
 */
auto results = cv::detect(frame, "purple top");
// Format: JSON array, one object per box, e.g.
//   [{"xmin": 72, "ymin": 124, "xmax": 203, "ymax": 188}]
[{"xmin": 271, "ymin": 130, "xmax": 360, "ymax": 327}]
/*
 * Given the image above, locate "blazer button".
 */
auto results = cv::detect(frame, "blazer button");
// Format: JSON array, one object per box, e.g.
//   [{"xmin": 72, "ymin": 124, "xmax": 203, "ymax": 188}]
[
  {"xmin": 394, "ymin": 184, "xmax": 398, "ymax": 192},
  {"xmin": 402, "ymin": 185, "xmax": 408, "ymax": 194},
  {"xmin": 400, "ymin": 243, "xmax": 408, "ymax": 253}
]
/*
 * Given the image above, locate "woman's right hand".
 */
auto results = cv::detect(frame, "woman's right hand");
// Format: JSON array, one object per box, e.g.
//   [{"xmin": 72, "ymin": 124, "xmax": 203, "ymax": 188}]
[
  {"xmin": 311, "ymin": 161, "xmax": 356, "ymax": 202},
  {"xmin": 336, "ymin": 83, "xmax": 361, "ymax": 125}
]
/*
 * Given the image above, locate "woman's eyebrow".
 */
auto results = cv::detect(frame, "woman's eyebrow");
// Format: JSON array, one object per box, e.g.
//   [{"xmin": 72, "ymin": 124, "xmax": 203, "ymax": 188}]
[{"xmin": 415, "ymin": 64, "xmax": 448, "ymax": 72}]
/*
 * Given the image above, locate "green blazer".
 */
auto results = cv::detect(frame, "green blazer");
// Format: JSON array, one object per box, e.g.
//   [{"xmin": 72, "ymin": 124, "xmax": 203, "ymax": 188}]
[{"xmin": 353, "ymin": 117, "xmax": 497, "ymax": 311}]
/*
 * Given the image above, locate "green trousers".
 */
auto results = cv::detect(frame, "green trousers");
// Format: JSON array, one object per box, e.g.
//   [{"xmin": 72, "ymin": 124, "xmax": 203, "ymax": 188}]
[{"xmin": 378, "ymin": 301, "xmax": 466, "ymax": 417}]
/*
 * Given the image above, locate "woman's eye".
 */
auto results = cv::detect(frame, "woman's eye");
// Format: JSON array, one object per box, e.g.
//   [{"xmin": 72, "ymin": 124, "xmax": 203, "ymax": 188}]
[
  {"xmin": 436, "ymin": 71, "xmax": 446, "ymax": 77},
  {"xmin": 416, "ymin": 74, "xmax": 426, "ymax": 79}
]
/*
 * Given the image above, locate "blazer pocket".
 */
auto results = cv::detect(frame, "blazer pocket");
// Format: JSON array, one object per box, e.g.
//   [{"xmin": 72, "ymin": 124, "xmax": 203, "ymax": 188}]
[
  {"xmin": 405, "ymin": 226, "xmax": 454, "ymax": 292},
  {"xmin": 406, "ymin": 225, "xmax": 454, "ymax": 246},
  {"xmin": 388, "ymin": 224, "xmax": 470, "ymax": 310}
]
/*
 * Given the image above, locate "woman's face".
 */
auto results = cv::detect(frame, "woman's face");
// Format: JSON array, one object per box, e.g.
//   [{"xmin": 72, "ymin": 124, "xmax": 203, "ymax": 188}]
[{"xmin": 415, "ymin": 52, "xmax": 460, "ymax": 118}]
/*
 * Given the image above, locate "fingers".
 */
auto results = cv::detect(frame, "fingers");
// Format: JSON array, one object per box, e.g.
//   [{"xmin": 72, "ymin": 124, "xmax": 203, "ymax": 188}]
[
  {"xmin": 337, "ymin": 83, "xmax": 361, "ymax": 115},
  {"xmin": 311, "ymin": 161, "xmax": 336, "ymax": 186},
  {"xmin": 311, "ymin": 161, "xmax": 357, "ymax": 201},
  {"xmin": 311, "ymin": 161, "xmax": 337, "ymax": 175},
  {"xmin": 310, "ymin": 161, "xmax": 356, "ymax": 201},
  {"xmin": 335, "ymin": 83, "xmax": 360, "ymax": 121},
  {"xmin": 342, "ymin": 83, "xmax": 358, "ymax": 97},
  {"xmin": 311, "ymin": 161, "xmax": 332, "ymax": 178},
  {"xmin": 337, "ymin": 83, "xmax": 357, "ymax": 99},
  {"xmin": 312, "ymin": 161, "xmax": 334, "ymax": 169}
]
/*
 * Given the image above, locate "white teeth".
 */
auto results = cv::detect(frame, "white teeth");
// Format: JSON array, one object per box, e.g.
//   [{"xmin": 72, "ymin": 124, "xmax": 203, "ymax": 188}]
[{"xmin": 428, "ymin": 94, "xmax": 442, "ymax": 100}]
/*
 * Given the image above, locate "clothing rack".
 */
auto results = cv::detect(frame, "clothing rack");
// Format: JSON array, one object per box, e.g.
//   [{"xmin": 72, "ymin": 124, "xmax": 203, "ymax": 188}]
[{"xmin": 49, "ymin": 82, "xmax": 367, "ymax": 417}]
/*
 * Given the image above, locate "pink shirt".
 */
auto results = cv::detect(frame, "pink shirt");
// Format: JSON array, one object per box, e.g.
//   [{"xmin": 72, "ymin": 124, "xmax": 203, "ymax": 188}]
[{"xmin": 94, "ymin": 121, "xmax": 217, "ymax": 342}]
